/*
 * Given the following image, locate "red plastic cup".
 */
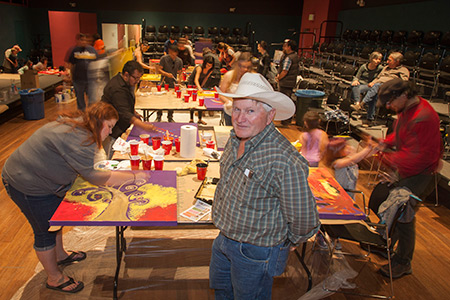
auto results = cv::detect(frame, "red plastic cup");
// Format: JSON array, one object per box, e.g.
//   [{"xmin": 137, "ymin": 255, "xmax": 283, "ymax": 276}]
[
  {"xmin": 174, "ymin": 138, "xmax": 180, "ymax": 152},
  {"xmin": 188, "ymin": 85, "xmax": 193, "ymax": 89},
  {"xmin": 175, "ymin": 84, "xmax": 179, "ymax": 91},
  {"xmin": 196, "ymin": 163, "xmax": 208, "ymax": 180},
  {"xmin": 164, "ymin": 83, "xmax": 169, "ymax": 91},
  {"xmin": 184, "ymin": 94, "xmax": 190, "ymax": 103},
  {"xmin": 206, "ymin": 140, "xmax": 215, "ymax": 149},
  {"xmin": 176, "ymin": 90, "xmax": 182, "ymax": 98},
  {"xmin": 154, "ymin": 156, "xmax": 164, "ymax": 170},
  {"xmin": 214, "ymin": 92, "xmax": 219, "ymax": 98},
  {"xmin": 187, "ymin": 88, "xmax": 193, "ymax": 96},
  {"xmin": 199, "ymin": 97, "xmax": 204, "ymax": 106},
  {"xmin": 142, "ymin": 158, "xmax": 152, "ymax": 170},
  {"xmin": 139, "ymin": 134, "xmax": 150, "ymax": 145},
  {"xmin": 162, "ymin": 140, "xmax": 172, "ymax": 155},
  {"xmin": 129, "ymin": 140, "xmax": 139, "ymax": 155},
  {"xmin": 130, "ymin": 155, "xmax": 140, "ymax": 170},
  {"xmin": 157, "ymin": 84, "xmax": 162, "ymax": 92},
  {"xmin": 192, "ymin": 92, "xmax": 197, "ymax": 101},
  {"xmin": 182, "ymin": 73, "xmax": 186, "ymax": 81},
  {"xmin": 152, "ymin": 136, "xmax": 161, "ymax": 150}
]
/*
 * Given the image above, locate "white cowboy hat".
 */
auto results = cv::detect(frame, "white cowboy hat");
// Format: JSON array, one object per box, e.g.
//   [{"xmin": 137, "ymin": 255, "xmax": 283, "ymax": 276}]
[{"xmin": 216, "ymin": 73, "xmax": 295, "ymax": 121}]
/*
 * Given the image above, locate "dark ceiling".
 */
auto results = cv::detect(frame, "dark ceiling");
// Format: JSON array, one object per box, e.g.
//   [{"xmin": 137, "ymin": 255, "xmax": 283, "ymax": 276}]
[{"xmin": 27, "ymin": 0, "xmax": 304, "ymax": 16}]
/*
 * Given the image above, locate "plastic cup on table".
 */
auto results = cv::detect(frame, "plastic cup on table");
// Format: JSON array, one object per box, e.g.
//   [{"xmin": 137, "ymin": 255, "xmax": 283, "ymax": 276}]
[
  {"xmin": 142, "ymin": 158, "xmax": 152, "ymax": 170},
  {"xmin": 192, "ymin": 92, "xmax": 197, "ymax": 101},
  {"xmin": 162, "ymin": 140, "xmax": 172, "ymax": 155},
  {"xmin": 184, "ymin": 94, "xmax": 190, "ymax": 103},
  {"xmin": 187, "ymin": 88, "xmax": 193, "ymax": 96},
  {"xmin": 199, "ymin": 97, "xmax": 204, "ymax": 106},
  {"xmin": 214, "ymin": 92, "xmax": 219, "ymax": 99},
  {"xmin": 154, "ymin": 155, "xmax": 164, "ymax": 170},
  {"xmin": 206, "ymin": 140, "xmax": 216, "ymax": 149},
  {"xmin": 157, "ymin": 84, "xmax": 162, "ymax": 92},
  {"xmin": 130, "ymin": 155, "xmax": 140, "ymax": 170},
  {"xmin": 139, "ymin": 134, "xmax": 150, "ymax": 145},
  {"xmin": 152, "ymin": 136, "xmax": 161, "ymax": 150},
  {"xmin": 175, "ymin": 84, "xmax": 179, "ymax": 92},
  {"xmin": 129, "ymin": 140, "xmax": 139, "ymax": 155},
  {"xmin": 164, "ymin": 83, "xmax": 169, "ymax": 91},
  {"xmin": 176, "ymin": 90, "xmax": 182, "ymax": 98},
  {"xmin": 196, "ymin": 163, "xmax": 208, "ymax": 180},
  {"xmin": 174, "ymin": 138, "xmax": 181, "ymax": 152}
]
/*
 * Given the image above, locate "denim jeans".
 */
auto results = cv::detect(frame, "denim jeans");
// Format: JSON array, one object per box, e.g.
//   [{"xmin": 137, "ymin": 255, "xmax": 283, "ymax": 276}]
[
  {"xmin": 209, "ymin": 233, "xmax": 290, "ymax": 300},
  {"xmin": 361, "ymin": 83, "xmax": 381, "ymax": 120},
  {"xmin": 73, "ymin": 79, "xmax": 96, "ymax": 111},
  {"xmin": 2, "ymin": 178, "xmax": 62, "ymax": 251},
  {"xmin": 351, "ymin": 84, "xmax": 371, "ymax": 103}
]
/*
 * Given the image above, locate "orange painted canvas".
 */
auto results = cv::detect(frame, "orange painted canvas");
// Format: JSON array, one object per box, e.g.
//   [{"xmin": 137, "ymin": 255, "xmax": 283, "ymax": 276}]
[{"xmin": 308, "ymin": 168, "xmax": 366, "ymax": 220}]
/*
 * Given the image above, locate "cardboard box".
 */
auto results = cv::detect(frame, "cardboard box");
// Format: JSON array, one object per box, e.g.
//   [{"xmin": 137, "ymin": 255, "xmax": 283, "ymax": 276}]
[{"xmin": 20, "ymin": 70, "xmax": 40, "ymax": 89}]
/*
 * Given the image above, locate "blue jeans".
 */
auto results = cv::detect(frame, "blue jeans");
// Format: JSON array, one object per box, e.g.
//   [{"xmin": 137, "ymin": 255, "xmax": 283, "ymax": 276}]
[
  {"xmin": 2, "ymin": 178, "xmax": 62, "ymax": 251},
  {"xmin": 351, "ymin": 84, "xmax": 371, "ymax": 103},
  {"xmin": 361, "ymin": 83, "xmax": 381, "ymax": 120},
  {"xmin": 73, "ymin": 79, "xmax": 96, "ymax": 111},
  {"xmin": 209, "ymin": 233, "xmax": 290, "ymax": 300}
]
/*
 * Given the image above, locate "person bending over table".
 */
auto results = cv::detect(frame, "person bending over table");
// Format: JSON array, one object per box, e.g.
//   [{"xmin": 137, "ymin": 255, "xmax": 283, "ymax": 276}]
[
  {"xmin": 218, "ymin": 51, "xmax": 253, "ymax": 126},
  {"xmin": 1, "ymin": 102, "xmax": 140, "ymax": 294},
  {"xmin": 102, "ymin": 60, "xmax": 156, "ymax": 159},
  {"xmin": 187, "ymin": 56, "xmax": 215, "ymax": 125},
  {"xmin": 133, "ymin": 40, "xmax": 152, "ymax": 72},
  {"xmin": 211, "ymin": 73, "xmax": 320, "ymax": 299},
  {"xmin": 156, "ymin": 45, "xmax": 183, "ymax": 122}
]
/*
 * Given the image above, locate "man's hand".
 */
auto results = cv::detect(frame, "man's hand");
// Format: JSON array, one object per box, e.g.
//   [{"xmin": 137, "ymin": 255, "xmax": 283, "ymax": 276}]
[
  {"xmin": 351, "ymin": 80, "xmax": 360, "ymax": 86},
  {"xmin": 166, "ymin": 73, "xmax": 174, "ymax": 79},
  {"xmin": 368, "ymin": 82, "xmax": 375, "ymax": 87},
  {"xmin": 143, "ymin": 123, "xmax": 156, "ymax": 131},
  {"xmin": 290, "ymin": 246, "xmax": 297, "ymax": 252}
]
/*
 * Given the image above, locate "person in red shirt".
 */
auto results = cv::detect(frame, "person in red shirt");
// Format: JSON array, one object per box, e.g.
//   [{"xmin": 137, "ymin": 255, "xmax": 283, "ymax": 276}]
[{"xmin": 373, "ymin": 78, "xmax": 441, "ymax": 278}]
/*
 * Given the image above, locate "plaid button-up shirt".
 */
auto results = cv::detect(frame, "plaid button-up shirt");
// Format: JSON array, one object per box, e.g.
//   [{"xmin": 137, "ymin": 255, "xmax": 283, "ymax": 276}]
[{"xmin": 212, "ymin": 123, "xmax": 320, "ymax": 247}]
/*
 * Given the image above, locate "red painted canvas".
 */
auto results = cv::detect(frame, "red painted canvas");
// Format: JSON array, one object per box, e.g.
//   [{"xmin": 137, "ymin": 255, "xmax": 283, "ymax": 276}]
[
  {"xmin": 50, "ymin": 170, "xmax": 178, "ymax": 226},
  {"xmin": 308, "ymin": 168, "xmax": 366, "ymax": 220}
]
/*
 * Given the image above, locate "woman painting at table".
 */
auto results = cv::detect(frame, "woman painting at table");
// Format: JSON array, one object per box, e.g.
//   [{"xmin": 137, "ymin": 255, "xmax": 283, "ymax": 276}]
[
  {"xmin": 217, "ymin": 42, "xmax": 236, "ymax": 70},
  {"xmin": 2, "ymin": 102, "xmax": 138, "ymax": 294},
  {"xmin": 218, "ymin": 51, "xmax": 253, "ymax": 125},
  {"xmin": 187, "ymin": 56, "xmax": 215, "ymax": 125},
  {"xmin": 133, "ymin": 40, "xmax": 152, "ymax": 72}
]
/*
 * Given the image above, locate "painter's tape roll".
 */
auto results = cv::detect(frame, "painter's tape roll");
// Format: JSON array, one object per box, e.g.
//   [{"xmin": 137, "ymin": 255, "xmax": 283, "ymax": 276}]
[{"xmin": 180, "ymin": 125, "xmax": 197, "ymax": 158}]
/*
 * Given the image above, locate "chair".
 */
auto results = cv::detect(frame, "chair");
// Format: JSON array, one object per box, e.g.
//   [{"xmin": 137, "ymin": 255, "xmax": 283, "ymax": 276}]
[
  {"xmin": 208, "ymin": 26, "xmax": 219, "ymax": 37},
  {"xmin": 182, "ymin": 26, "xmax": 193, "ymax": 35},
  {"xmin": 220, "ymin": 27, "xmax": 230, "ymax": 36},
  {"xmin": 158, "ymin": 25, "xmax": 169, "ymax": 34},
  {"xmin": 321, "ymin": 200, "xmax": 409, "ymax": 299},
  {"xmin": 170, "ymin": 25, "xmax": 180, "ymax": 34},
  {"xmin": 232, "ymin": 27, "xmax": 242, "ymax": 36}
]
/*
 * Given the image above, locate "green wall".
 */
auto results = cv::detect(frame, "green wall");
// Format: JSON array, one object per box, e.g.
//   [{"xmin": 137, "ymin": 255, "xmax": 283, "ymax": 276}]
[
  {"xmin": 338, "ymin": 0, "xmax": 450, "ymax": 33},
  {"xmin": 97, "ymin": 10, "xmax": 301, "ymax": 53},
  {"xmin": 0, "ymin": 3, "xmax": 50, "ymax": 64}
]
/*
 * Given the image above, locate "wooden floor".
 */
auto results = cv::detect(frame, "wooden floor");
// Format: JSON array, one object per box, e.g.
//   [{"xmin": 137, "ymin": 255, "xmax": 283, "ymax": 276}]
[{"xmin": 0, "ymin": 99, "xmax": 450, "ymax": 299}]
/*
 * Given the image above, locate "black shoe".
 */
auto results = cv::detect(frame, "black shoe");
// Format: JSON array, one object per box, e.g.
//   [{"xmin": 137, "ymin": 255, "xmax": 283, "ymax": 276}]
[
  {"xmin": 379, "ymin": 261, "xmax": 412, "ymax": 279},
  {"xmin": 168, "ymin": 118, "xmax": 175, "ymax": 123},
  {"xmin": 360, "ymin": 242, "xmax": 391, "ymax": 259},
  {"xmin": 155, "ymin": 117, "xmax": 161, "ymax": 122}
]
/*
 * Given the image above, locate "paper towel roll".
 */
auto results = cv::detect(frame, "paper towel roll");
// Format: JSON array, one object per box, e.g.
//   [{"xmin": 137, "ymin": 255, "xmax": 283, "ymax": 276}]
[{"xmin": 180, "ymin": 125, "xmax": 197, "ymax": 158}]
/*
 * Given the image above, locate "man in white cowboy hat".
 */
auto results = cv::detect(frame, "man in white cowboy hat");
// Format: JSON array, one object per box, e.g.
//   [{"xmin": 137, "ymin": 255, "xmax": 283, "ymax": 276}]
[{"xmin": 210, "ymin": 73, "xmax": 320, "ymax": 299}]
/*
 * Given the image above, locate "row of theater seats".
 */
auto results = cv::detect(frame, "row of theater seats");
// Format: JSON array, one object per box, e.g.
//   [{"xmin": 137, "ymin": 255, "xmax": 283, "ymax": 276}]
[
  {"xmin": 144, "ymin": 25, "xmax": 250, "ymax": 58},
  {"xmin": 302, "ymin": 29, "xmax": 450, "ymax": 100}
]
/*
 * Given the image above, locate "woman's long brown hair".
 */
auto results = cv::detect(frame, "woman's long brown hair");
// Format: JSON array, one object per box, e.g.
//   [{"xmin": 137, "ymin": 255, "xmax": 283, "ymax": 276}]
[{"xmin": 57, "ymin": 102, "xmax": 118, "ymax": 148}]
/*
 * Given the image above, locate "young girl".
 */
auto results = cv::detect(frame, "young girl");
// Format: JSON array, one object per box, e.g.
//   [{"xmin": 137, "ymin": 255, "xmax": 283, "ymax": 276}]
[
  {"xmin": 299, "ymin": 111, "xmax": 329, "ymax": 167},
  {"xmin": 325, "ymin": 137, "xmax": 377, "ymax": 198}
]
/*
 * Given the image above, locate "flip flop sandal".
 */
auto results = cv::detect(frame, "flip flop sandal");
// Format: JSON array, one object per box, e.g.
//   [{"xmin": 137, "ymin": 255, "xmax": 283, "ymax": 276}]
[
  {"xmin": 57, "ymin": 251, "xmax": 87, "ymax": 266},
  {"xmin": 46, "ymin": 277, "xmax": 84, "ymax": 293}
]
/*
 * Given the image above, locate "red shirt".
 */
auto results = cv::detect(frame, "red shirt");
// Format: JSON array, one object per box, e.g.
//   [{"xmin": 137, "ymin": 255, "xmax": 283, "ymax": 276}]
[{"xmin": 382, "ymin": 97, "xmax": 441, "ymax": 178}]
